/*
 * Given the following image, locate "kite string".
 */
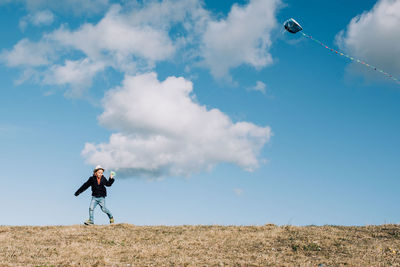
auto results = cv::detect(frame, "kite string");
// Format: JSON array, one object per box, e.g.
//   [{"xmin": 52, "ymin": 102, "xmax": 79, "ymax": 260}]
[{"xmin": 300, "ymin": 32, "xmax": 399, "ymax": 83}]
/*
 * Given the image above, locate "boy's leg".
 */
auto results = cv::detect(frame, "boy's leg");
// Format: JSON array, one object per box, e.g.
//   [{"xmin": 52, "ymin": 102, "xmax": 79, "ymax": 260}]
[
  {"xmin": 98, "ymin": 197, "xmax": 113, "ymax": 219},
  {"xmin": 88, "ymin": 197, "xmax": 98, "ymax": 223}
]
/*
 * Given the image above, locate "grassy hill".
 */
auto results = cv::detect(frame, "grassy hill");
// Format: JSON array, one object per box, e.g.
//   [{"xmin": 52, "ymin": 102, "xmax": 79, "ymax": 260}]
[{"xmin": 1, "ymin": 224, "xmax": 399, "ymax": 266}]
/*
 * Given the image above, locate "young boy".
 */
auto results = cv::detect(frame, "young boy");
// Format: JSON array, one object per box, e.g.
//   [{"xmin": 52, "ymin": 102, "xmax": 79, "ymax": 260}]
[{"xmin": 75, "ymin": 165, "xmax": 115, "ymax": 225}]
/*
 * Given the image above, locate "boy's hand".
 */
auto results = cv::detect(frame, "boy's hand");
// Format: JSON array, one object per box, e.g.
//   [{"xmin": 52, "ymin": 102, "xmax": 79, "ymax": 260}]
[{"xmin": 110, "ymin": 171, "xmax": 116, "ymax": 179}]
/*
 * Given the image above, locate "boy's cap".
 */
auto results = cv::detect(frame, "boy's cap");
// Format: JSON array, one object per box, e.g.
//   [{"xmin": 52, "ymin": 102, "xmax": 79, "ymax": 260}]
[{"xmin": 94, "ymin": 165, "xmax": 105, "ymax": 172}]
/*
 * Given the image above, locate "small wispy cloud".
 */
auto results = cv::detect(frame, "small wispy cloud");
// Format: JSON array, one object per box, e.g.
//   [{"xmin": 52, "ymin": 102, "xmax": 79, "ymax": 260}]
[
  {"xmin": 0, "ymin": 124, "xmax": 31, "ymax": 137},
  {"xmin": 15, "ymin": 0, "xmax": 111, "ymax": 16},
  {"xmin": 234, "ymin": 188, "xmax": 244, "ymax": 196},
  {"xmin": 248, "ymin": 81, "xmax": 267, "ymax": 94},
  {"xmin": 0, "ymin": 38, "xmax": 53, "ymax": 67},
  {"xmin": 43, "ymin": 58, "xmax": 105, "ymax": 98},
  {"xmin": 19, "ymin": 10, "xmax": 54, "ymax": 31}
]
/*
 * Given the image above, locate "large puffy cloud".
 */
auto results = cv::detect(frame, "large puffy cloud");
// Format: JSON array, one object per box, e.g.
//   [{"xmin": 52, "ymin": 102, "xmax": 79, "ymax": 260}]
[
  {"xmin": 201, "ymin": 0, "xmax": 281, "ymax": 79},
  {"xmin": 82, "ymin": 73, "xmax": 271, "ymax": 177},
  {"xmin": 336, "ymin": 0, "xmax": 400, "ymax": 79}
]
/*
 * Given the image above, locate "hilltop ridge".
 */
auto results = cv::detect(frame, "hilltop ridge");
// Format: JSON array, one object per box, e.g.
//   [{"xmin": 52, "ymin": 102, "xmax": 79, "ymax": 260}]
[{"xmin": 1, "ymin": 224, "xmax": 399, "ymax": 266}]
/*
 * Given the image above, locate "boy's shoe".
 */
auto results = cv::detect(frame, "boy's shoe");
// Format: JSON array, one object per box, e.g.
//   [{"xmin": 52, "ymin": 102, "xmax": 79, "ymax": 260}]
[
  {"xmin": 84, "ymin": 220, "xmax": 94, "ymax": 225},
  {"xmin": 110, "ymin": 217, "xmax": 114, "ymax": 224}
]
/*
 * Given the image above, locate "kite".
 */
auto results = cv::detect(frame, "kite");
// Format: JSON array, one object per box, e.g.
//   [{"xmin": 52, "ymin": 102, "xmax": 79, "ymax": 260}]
[{"xmin": 283, "ymin": 18, "xmax": 399, "ymax": 84}]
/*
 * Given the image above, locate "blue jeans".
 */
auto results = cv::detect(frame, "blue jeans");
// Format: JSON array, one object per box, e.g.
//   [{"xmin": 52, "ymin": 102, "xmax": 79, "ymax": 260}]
[{"xmin": 89, "ymin": 197, "xmax": 113, "ymax": 222}]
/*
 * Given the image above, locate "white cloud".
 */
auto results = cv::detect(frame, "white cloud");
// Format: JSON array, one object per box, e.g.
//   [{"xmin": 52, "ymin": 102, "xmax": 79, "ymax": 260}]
[
  {"xmin": 31, "ymin": 9, "xmax": 54, "ymax": 25},
  {"xmin": 43, "ymin": 58, "xmax": 105, "ymax": 97},
  {"xmin": 21, "ymin": 0, "xmax": 110, "ymax": 16},
  {"xmin": 82, "ymin": 73, "xmax": 271, "ymax": 177},
  {"xmin": 1, "ymin": 4, "xmax": 179, "ymax": 95},
  {"xmin": 125, "ymin": 0, "xmax": 208, "ymax": 30},
  {"xmin": 20, "ymin": 10, "xmax": 54, "ymax": 31},
  {"xmin": 249, "ymin": 81, "xmax": 267, "ymax": 94},
  {"xmin": 0, "ymin": 39, "xmax": 53, "ymax": 67},
  {"xmin": 336, "ymin": 0, "xmax": 400, "ymax": 79},
  {"xmin": 2, "ymin": 0, "xmax": 282, "ymax": 95},
  {"xmin": 0, "ymin": 0, "xmax": 12, "ymax": 5},
  {"xmin": 234, "ymin": 188, "xmax": 244, "ymax": 196},
  {"xmin": 201, "ymin": 0, "xmax": 281, "ymax": 79},
  {"xmin": 1, "ymin": 0, "xmax": 276, "ymax": 179},
  {"xmin": 49, "ymin": 5, "xmax": 176, "ymax": 68},
  {"xmin": 0, "ymin": 124, "xmax": 29, "ymax": 137}
]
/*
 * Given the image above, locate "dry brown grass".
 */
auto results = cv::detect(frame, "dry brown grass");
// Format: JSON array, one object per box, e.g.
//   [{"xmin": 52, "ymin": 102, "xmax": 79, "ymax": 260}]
[{"xmin": 0, "ymin": 224, "xmax": 399, "ymax": 266}]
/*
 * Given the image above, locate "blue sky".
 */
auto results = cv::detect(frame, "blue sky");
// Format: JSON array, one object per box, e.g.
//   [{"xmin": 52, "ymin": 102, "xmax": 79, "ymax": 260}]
[{"xmin": 1, "ymin": 0, "xmax": 399, "ymax": 226}]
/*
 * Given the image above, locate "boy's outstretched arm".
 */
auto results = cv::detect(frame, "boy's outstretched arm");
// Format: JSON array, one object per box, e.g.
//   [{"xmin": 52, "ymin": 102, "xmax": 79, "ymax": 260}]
[{"xmin": 74, "ymin": 178, "xmax": 91, "ymax": 196}]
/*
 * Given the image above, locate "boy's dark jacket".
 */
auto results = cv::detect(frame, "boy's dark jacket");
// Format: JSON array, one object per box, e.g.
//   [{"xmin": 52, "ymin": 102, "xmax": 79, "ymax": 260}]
[{"xmin": 75, "ymin": 175, "xmax": 114, "ymax": 197}]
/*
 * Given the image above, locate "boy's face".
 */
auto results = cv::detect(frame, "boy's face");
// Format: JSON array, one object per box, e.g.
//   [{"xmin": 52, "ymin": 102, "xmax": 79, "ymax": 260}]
[{"xmin": 95, "ymin": 169, "xmax": 103, "ymax": 178}]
